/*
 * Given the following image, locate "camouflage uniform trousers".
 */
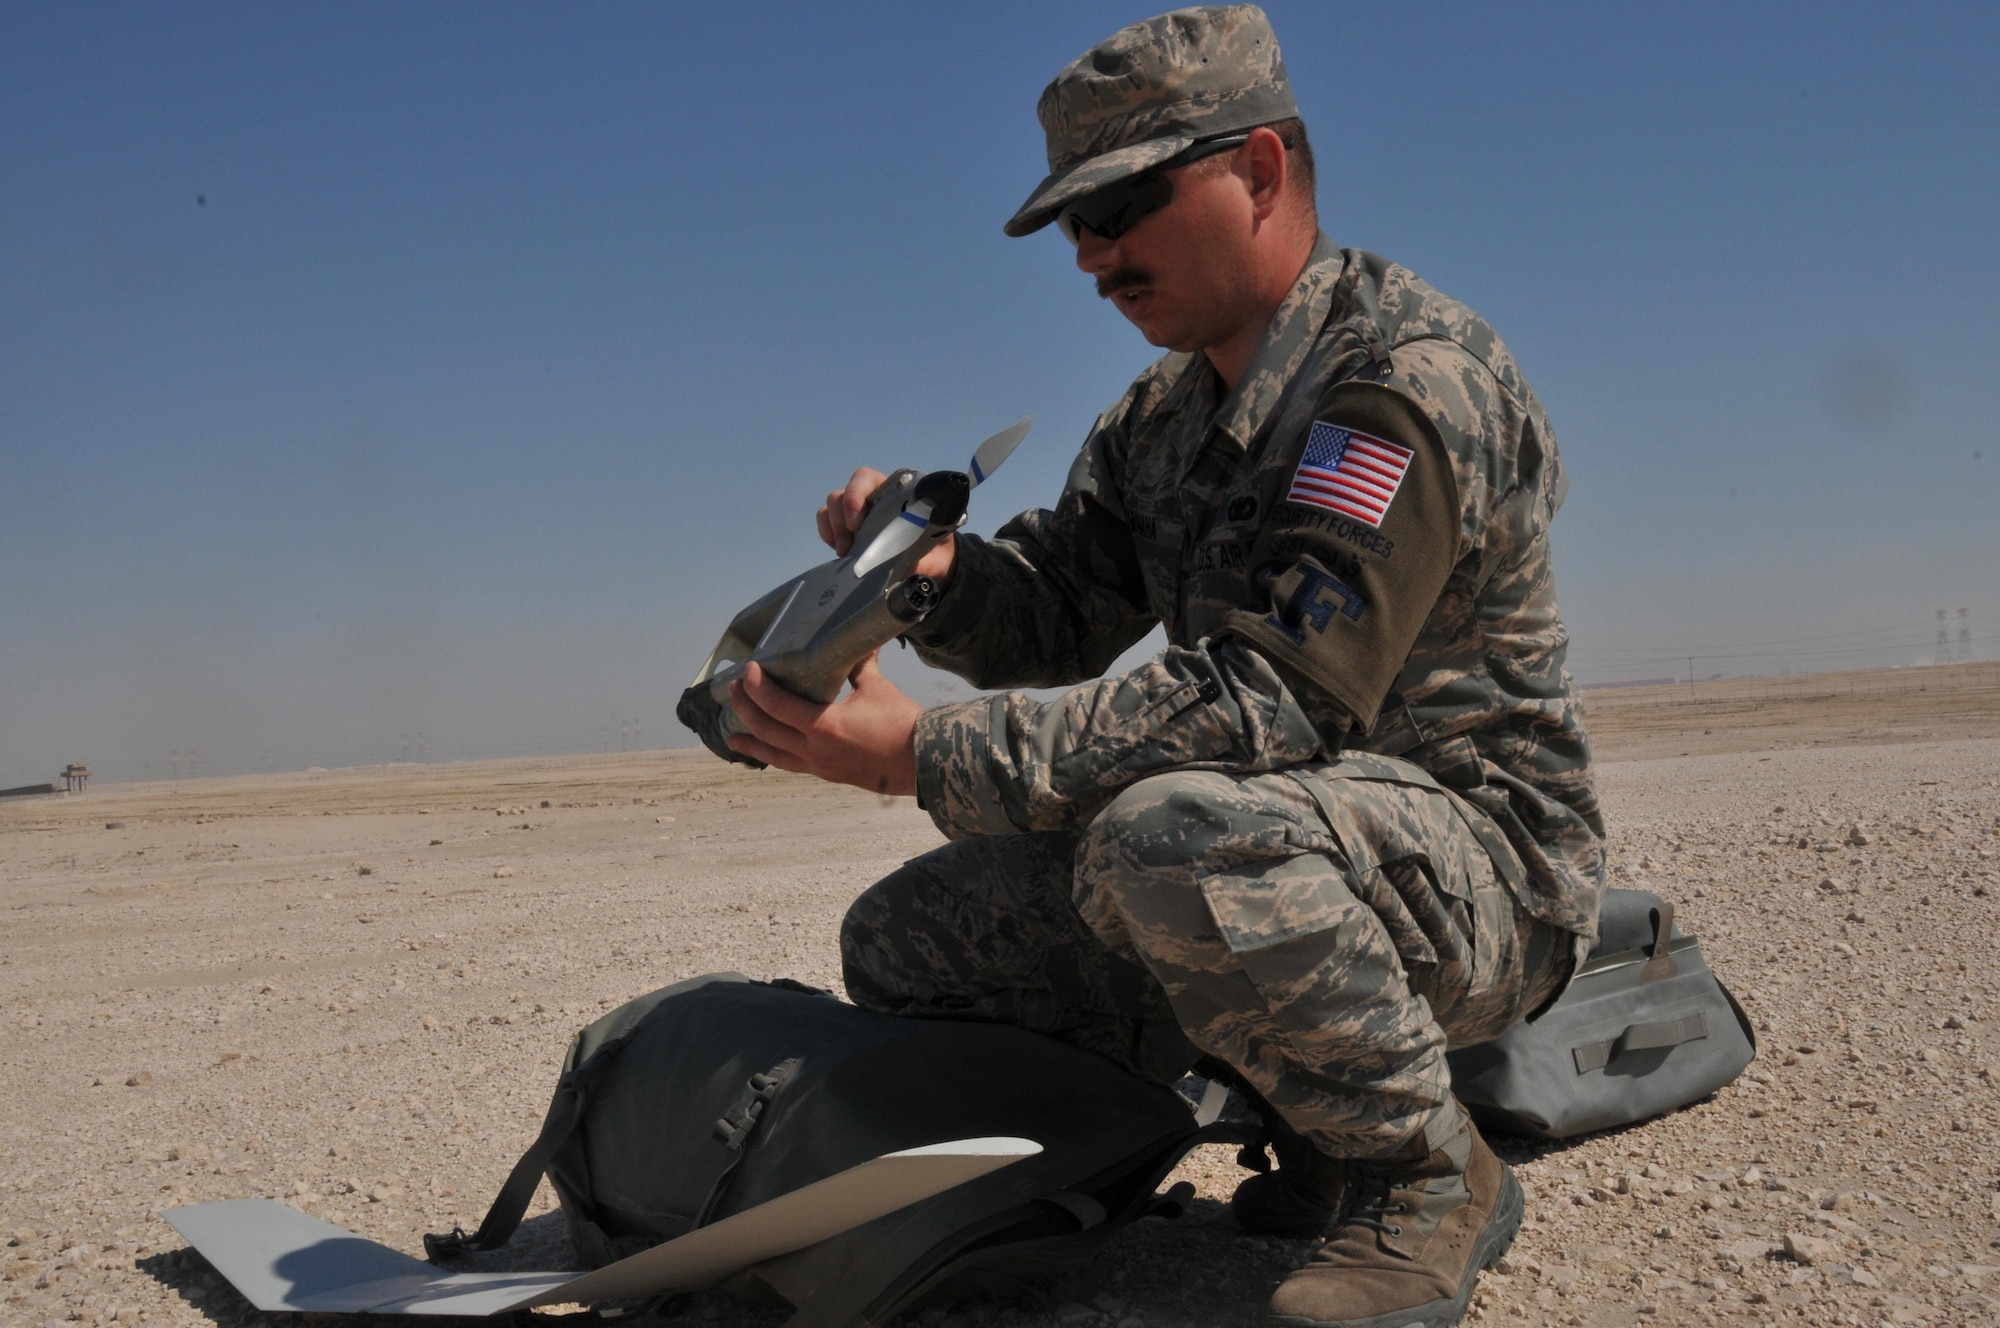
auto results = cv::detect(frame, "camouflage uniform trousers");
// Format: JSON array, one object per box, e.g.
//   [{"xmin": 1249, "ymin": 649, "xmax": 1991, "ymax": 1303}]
[{"xmin": 843, "ymin": 754, "xmax": 1575, "ymax": 1159}]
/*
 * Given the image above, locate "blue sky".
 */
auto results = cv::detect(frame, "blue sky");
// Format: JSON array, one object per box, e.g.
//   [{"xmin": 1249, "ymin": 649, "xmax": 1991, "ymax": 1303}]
[{"xmin": 3, "ymin": 2, "xmax": 1997, "ymax": 779}]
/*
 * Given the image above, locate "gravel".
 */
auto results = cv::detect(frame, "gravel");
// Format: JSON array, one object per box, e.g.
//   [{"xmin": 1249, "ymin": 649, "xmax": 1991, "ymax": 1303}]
[{"xmin": 3, "ymin": 733, "xmax": 1998, "ymax": 1328}]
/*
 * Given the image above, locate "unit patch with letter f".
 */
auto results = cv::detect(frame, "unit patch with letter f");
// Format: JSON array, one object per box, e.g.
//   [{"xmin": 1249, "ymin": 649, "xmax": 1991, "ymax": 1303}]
[{"xmin": 1265, "ymin": 563, "xmax": 1366, "ymax": 645}]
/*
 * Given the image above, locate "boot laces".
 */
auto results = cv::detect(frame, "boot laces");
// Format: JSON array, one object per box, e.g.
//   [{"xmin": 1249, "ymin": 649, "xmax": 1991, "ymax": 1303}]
[{"xmin": 1341, "ymin": 1174, "xmax": 1408, "ymax": 1239}]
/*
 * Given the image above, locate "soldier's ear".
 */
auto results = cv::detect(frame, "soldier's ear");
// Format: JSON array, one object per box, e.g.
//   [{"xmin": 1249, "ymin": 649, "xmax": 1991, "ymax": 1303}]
[{"xmin": 1242, "ymin": 126, "xmax": 1288, "ymax": 222}]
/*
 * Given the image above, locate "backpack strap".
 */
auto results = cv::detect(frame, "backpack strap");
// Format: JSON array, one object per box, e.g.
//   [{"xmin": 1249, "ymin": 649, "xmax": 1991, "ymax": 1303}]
[{"xmin": 424, "ymin": 1052, "xmax": 604, "ymax": 1261}]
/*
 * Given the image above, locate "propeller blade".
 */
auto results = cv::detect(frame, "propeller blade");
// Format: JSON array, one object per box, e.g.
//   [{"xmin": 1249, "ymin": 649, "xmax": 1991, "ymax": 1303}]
[
  {"xmin": 851, "ymin": 500, "xmax": 933, "ymax": 578},
  {"xmin": 851, "ymin": 418, "xmax": 1029, "ymax": 578},
  {"xmin": 966, "ymin": 417, "xmax": 1031, "ymax": 488}
]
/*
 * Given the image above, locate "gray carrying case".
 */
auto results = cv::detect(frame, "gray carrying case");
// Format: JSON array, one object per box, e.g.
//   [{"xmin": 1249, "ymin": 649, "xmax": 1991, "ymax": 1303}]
[{"xmin": 1445, "ymin": 889, "xmax": 1756, "ymax": 1139}]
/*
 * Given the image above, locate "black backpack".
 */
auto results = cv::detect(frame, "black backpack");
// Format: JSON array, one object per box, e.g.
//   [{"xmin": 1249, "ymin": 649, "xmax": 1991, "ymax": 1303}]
[{"xmin": 429, "ymin": 974, "xmax": 1254, "ymax": 1327}]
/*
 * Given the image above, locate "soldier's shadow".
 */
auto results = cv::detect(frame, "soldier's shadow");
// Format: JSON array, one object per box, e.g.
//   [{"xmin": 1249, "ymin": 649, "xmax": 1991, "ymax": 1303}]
[{"xmin": 1063, "ymin": 1196, "xmax": 1322, "ymax": 1328}]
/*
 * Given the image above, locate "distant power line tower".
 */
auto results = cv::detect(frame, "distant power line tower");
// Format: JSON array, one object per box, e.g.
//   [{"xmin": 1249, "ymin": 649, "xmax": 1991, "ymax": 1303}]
[
  {"xmin": 1937, "ymin": 610, "xmax": 1951, "ymax": 665},
  {"xmin": 1960, "ymin": 607, "xmax": 1974, "ymax": 664}
]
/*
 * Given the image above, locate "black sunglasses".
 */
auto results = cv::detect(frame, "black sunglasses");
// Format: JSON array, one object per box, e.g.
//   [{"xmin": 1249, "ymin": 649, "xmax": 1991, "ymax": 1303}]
[{"xmin": 1055, "ymin": 134, "xmax": 1252, "ymax": 247}]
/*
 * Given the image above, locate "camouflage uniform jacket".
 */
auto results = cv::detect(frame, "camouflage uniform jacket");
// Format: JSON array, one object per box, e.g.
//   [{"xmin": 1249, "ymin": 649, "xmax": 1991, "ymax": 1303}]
[{"xmin": 906, "ymin": 233, "xmax": 1604, "ymax": 937}]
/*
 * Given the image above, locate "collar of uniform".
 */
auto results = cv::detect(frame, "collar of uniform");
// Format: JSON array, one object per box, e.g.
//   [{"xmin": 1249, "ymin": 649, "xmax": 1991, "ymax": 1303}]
[{"xmin": 1208, "ymin": 230, "xmax": 1347, "ymax": 453}]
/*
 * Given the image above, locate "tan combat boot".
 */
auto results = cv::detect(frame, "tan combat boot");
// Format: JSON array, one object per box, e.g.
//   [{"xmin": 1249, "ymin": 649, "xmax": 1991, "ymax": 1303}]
[{"xmin": 1266, "ymin": 1106, "xmax": 1521, "ymax": 1328}]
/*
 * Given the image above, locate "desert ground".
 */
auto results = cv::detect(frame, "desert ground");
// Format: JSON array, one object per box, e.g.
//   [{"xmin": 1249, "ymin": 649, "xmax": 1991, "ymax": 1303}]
[{"xmin": 4, "ymin": 661, "xmax": 1999, "ymax": 1328}]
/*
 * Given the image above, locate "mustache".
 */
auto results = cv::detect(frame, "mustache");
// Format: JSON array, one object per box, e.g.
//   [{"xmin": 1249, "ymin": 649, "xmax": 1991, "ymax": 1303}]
[{"xmin": 1095, "ymin": 265, "xmax": 1155, "ymax": 300}]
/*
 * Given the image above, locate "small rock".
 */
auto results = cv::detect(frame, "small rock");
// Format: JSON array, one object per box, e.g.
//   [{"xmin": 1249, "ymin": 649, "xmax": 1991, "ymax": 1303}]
[
  {"xmin": 104, "ymin": 822, "xmax": 126, "ymax": 830},
  {"xmin": 428, "ymin": 839, "xmax": 443, "ymax": 846},
  {"xmin": 1784, "ymin": 1232, "xmax": 1838, "ymax": 1266},
  {"xmin": 1945, "ymin": 1014, "xmax": 1968, "ymax": 1030},
  {"xmin": 356, "ymin": 865, "xmax": 373, "ymax": 876},
  {"xmin": 124, "ymin": 1072, "xmax": 154, "ymax": 1087},
  {"xmin": 493, "ymin": 866, "xmax": 515, "ymax": 879},
  {"xmin": 1844, "ymin": 825, "xmax": 1872, "ymax": 847},
  {"xmin": 1739, "ymin": 1166, "xmax": 1764, "ymax": 1187}
]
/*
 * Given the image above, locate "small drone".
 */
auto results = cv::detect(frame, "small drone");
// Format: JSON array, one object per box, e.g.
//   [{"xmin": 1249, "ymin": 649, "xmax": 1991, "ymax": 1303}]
[{"xmin": 678, "ymin": 418, "xmax": 1031, "ymax": 765}]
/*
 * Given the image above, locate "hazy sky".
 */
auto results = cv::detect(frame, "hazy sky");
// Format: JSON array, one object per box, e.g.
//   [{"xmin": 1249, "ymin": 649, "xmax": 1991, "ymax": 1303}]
[{"xmin": 4, "ymin": 2, "xmax": 1997, "ymax": 781}]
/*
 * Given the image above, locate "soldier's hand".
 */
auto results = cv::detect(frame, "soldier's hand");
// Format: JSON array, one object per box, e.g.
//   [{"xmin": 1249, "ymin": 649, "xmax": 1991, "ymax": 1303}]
[
  {"xmin": 816, "ymin": 468, "xmax": 957, "ymax": 583},
  {"xmin": 726, "ymin": 654, "xmax": 922, "ymax": 797}
]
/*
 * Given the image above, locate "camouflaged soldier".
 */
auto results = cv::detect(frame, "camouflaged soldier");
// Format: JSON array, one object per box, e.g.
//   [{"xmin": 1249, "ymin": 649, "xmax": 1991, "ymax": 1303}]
[{"xmin": 726, "ymin": 6, "xmax": 1605, "ymax": 1325}]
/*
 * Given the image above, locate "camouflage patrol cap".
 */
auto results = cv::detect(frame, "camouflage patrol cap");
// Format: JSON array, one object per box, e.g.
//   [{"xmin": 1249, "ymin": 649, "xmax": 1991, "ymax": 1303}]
[{"xmin": 1004, "ymin": 5, "xmax": 1298, "ymax": 238}]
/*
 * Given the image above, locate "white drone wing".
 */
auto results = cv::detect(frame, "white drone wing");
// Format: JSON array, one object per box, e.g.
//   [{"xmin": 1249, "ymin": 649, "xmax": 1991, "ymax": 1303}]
[{"xmin": 164, "ymin": 1136, "xmax": 1039, "ymax": 1316}]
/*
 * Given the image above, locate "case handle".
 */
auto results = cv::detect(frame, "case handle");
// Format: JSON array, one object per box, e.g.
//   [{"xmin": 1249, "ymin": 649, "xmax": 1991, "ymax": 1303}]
[{"xmin": 1572, "ymin": 1012, "xmax": 1708, "ymax": 1074}]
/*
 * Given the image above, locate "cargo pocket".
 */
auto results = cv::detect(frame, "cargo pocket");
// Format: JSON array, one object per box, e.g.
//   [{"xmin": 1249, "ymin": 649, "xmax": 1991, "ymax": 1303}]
[
  {"xmin": 1285, "ymin": 765, "xmax": 1490, "ymax": 1026},
  {"xmin": 1199, "ymin": 855, "xmax": 1432, "ymax": 1062}
]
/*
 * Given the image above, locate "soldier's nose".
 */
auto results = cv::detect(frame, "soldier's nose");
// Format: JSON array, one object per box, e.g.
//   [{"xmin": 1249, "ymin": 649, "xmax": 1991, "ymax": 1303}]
[{"xmin": 1073, "ymin": 228, "xmax": 1116, "ymax": 274}]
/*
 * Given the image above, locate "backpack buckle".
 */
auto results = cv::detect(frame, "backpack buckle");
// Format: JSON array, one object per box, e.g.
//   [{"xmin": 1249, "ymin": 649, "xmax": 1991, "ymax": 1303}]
[{"xmin": 712, "ymin": 1057, "xmax": 802, "ymax": 1150}]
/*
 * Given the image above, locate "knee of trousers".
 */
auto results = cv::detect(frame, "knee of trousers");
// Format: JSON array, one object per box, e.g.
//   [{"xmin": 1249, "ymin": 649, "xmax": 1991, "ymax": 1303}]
[
  {"xmin": 1074, "ymin": 770, "xmax": 1310, "ymax": 945},
  {"xmin": 838, "ymin": 867, "xmax": 904, "ymax": 962}
]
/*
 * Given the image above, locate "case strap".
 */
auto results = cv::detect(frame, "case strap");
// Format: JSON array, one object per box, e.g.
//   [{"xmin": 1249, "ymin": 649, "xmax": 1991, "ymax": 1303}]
[
  {"xmin": 1571, "ymin": 1012, "xmax": 1708, "ymax": 1074},
  {"xmin": 1640, "ymin": 901, "xmax": 1679, "ymax": 982},
  {"xmin": 424, "ymin": 1059, "xmax": 596, "ymax": 1261}
]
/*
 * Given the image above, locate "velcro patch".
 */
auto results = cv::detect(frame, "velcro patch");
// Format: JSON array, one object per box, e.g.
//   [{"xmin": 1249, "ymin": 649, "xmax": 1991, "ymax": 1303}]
[{"xmin": 1285, "ymin": 421, "xmax": 1413, "ymax": 528}]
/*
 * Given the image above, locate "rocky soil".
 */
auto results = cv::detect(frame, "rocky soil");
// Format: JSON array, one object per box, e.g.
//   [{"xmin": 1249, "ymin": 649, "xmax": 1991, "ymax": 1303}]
[{"xmin": 3, "ymin": 681, "xmax": 1998, "ymax": 1328}]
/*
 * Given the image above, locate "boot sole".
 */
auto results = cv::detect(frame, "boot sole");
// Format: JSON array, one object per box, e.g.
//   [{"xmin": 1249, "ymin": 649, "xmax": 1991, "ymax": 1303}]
[{"xmin": 1267, "ymin": 1167, "xmax": 1524, "ymax": 1328}]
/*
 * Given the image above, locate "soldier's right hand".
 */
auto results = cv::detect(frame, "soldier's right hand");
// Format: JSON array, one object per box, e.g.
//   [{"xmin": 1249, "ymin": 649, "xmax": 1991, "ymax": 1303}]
[{"xmin": 817, "ymin": 468, "xmax": 957, "ymax": 583}]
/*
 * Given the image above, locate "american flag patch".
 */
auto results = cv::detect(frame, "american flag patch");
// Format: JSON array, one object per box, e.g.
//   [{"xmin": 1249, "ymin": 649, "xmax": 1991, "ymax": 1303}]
[{"xmin": 1285, "ymin": 421, "xmax": 1413, "ymax": 527}]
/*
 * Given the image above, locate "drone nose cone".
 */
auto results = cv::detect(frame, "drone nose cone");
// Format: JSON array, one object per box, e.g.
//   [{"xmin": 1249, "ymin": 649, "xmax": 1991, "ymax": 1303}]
[{"xmin": 913, "ymin": 470, "xmax": 972, "ymax": 528}]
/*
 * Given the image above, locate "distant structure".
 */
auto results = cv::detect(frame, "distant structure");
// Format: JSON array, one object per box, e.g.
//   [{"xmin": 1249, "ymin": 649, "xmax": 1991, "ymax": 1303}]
[
  {"xmin": 1, "ymin": 763, "xmax": 91, "ymax": 799},
  {"xmin": 1960, "ymin": 607, "xmax": 1974, "ymax": 663},
  {"xmin": 1937, "ymin": 609, "xmax": 1952, "ymax": 665}
]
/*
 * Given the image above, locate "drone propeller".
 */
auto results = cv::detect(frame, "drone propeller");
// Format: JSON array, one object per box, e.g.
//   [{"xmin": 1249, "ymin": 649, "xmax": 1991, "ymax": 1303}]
[{"xmin": 852, "ymin": 417, "xmax": 1031, "ymax": 577}]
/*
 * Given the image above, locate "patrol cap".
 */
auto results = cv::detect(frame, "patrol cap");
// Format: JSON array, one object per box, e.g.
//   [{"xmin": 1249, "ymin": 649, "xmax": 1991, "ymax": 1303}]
[{"xmin": 1004, "ymin": 5, "xmax": 1298, "ymax": 238}]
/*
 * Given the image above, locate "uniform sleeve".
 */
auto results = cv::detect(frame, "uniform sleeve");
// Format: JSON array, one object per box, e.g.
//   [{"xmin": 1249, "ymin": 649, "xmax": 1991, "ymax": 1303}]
[
  {"xmin": 902, "ymin": 411, "xmax": 1159, "ymax": 689},
  {"xmin": 912, "ymin": 634, "xmax": 1325, "ymax": 837},
  {"xmin": 908, "ymin": 382, "xmax": 1465, "ymax": 840},
  {"xmin": 1219, "ymin": 381, "xmax": 1461, "ymax": 734}
]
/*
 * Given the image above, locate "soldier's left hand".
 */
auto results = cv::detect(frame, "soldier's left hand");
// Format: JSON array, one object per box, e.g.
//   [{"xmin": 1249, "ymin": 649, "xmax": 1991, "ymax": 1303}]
[{"xmin": 727, "ymin": 653, "xmax": 923, "ymax": 796}]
